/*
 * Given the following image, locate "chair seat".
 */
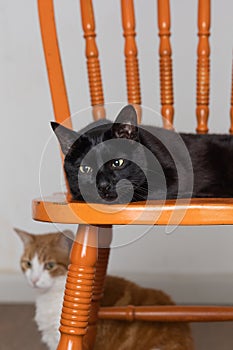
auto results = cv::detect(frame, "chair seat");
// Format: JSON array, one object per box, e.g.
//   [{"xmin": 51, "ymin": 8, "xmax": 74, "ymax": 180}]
[{"xmin": 32, "ymin": 193, "xmax": 233, "ymax": 225}]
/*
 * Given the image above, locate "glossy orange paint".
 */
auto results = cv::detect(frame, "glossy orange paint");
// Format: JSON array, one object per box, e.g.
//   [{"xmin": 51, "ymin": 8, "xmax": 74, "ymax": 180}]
[
  {"xmin": 33, "ymin": 194, "xmax": 233, "ymax": 226},
  {"xmin": 35, "ymin": 0, "xmax": 233, "ymax": 349}
]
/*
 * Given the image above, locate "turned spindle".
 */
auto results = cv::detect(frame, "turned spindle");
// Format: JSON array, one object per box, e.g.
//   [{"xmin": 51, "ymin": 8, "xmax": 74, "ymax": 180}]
[
  {"xmin": 57, "ymin": 225, "xmax": 98, "ymax": 350},
  {"xmin": 83, "ymin": 227, "xmax": 112, "ymax": 349},
  {"xmin": 196, "ymin": 0, "xmax": 211, "ymax": 134},
  {"xmin": 230, "ymin": 55, "xmax": 233, "ymax": 134},
  {"xmin": 121, "ymin": 0, "xmax": 142, "ymax": 122},
  {"xmin": 157, "ymin": 0, "xmax": 174, "ymax": 129},
  {"xmin": 80, "ymin": 0, "xmax": 106, "ymax": 121}
]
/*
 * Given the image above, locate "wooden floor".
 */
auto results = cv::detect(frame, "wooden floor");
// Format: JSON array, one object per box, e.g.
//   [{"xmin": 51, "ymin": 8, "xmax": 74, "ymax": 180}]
[
  {"xmin": 0, "ymin": 304, "xmax": 46, "ymax": 350},
  {"xmin": 1, "ymin": 304, "xmax": 233, "ymax": 349}
]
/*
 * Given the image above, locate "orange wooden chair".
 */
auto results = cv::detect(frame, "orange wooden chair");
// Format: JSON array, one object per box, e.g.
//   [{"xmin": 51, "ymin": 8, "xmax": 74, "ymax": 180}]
[{"xmin": 33, "ymin": 1, "xmax": 233, "ymax": 349}]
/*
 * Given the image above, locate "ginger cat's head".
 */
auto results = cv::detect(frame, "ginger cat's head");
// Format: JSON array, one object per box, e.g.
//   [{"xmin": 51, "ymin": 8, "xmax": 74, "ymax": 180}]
[{"xmin": 14, "ymin": 229, "xmax": 73, "ymax": 289}]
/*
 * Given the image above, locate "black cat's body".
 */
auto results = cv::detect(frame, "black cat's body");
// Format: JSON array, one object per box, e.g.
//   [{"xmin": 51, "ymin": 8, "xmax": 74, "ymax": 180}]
[
  {"xmin": 178, "ymin": 132, "xmax": 233, "ymax": 198},
  {"xmin": 52, "ymin": 106, "xmax": 233, "ymax": 203},
  {"xmin": 141, "ymin": 126, "xmax": 233, "ymax": 199}
]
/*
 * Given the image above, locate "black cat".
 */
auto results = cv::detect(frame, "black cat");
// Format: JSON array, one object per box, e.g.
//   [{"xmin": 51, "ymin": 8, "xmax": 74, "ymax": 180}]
[{"xmin": 51, "ymin": 105, "xmax": 233, "ymax": 203}]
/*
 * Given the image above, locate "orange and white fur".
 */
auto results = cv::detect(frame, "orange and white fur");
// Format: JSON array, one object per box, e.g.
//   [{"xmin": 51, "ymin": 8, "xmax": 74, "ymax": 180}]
[
  {"xmin": 15, "ymin": 228, "xmax": 194, "ymax": 350},
  {"xmin": 14, "ymin": 228, "xmax": 73, "ymax": 350}
]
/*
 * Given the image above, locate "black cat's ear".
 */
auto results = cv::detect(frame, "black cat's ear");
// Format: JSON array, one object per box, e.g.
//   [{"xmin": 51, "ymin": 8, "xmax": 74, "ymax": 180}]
[
  {"xmin": 112, "ymin": 105, "xmax": 138, "ymax": 140},
  {"xmin": 51, "ymin": 122, "xmax": 78, "ymax": 156},
  {"xmin": 14, "ymin": 228, "xmax": 34, "ymax": 246}
]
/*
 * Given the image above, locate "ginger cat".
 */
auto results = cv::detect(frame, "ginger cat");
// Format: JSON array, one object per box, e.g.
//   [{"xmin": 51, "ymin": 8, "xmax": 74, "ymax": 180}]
[{"xmin": 15, "ymin": 228, "xmax": 194, "ymax": 350}]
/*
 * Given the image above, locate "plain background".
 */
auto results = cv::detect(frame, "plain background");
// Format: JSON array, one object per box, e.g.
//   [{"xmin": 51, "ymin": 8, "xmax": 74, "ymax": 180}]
[{"xmin": 1, "ymin": 0, "xmax": 233, "ymax": 304}]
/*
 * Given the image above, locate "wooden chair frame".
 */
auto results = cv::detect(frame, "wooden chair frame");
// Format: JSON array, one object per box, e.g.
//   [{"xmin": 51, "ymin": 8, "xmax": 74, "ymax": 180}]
[{"xmin": 33, "ymin": 1, "xmax": 233, "ymax": 349}]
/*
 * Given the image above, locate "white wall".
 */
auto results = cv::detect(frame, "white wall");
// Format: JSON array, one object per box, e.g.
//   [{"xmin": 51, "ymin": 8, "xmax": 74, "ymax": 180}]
[{"xmin": 1, "ymin": 0, "xmax": 233, "ymax": 303}]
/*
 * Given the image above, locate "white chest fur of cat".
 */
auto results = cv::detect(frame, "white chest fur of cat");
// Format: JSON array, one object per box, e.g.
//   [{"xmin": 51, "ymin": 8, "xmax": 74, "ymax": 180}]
[
  {"xmin": 14, "ymin": 228, "xmax": 73, "ymax": 350},
  {"xmin": 35, "ymin": 275, "xmax": 66, "ymax": 350}
]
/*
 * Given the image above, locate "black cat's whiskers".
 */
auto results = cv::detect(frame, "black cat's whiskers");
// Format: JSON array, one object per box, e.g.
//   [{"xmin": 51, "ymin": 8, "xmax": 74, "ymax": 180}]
[
  {"xmin": 112, "ymin": 181, "xmax": 149, "ymax": 203},
  {"xmin": 133, "ymin": 189, "xmax": 149, "ymax": 201},
  {"xmin": 132, "ymin": 193, "xmax": 147, "ymax": 201},
  {"xmin": 134, "ymin": 186, "xmax": 148, "ymax": 194},
  {"xmin": 116, "ymin": 179, "xmax": 147, "ymax": 191},
  {"xmin": 140, "ymin": 167, "xmax": 165, "ymax": 179}
]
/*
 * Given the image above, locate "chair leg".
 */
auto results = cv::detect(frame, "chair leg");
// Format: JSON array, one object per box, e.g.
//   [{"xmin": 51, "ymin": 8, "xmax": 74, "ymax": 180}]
[
  {"xmin": 83, "ymin": 226, "xmax": 112, "ymax": 350},
  {"xmin": 57, "ymin": 224, "xmax": 99, "ymax": 350}
]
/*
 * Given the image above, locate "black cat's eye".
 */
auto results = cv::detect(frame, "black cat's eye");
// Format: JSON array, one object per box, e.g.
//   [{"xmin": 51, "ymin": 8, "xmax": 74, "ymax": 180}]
[
  {"xmin": 44, "ymin": 261, "xmax": 56, "ymax": 270},
  {"xmin": 111, "ymin": 159, "xmax": 124, "ymax": 169},
  {"xmin": 79, "ymin": 165, "xmax": 93, "ymax": 174}
]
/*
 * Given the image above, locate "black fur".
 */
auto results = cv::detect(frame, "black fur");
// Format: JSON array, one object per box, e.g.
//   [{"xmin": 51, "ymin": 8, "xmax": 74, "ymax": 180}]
[{"xmin": 52, "ymin": 105, "xmax": 233, "ymax": 203}]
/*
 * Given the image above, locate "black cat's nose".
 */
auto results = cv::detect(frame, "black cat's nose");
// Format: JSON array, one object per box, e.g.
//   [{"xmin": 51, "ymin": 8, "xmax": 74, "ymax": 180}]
[{"xmin": 97, "ymin": 181, "xmax": 111, "ymax": 194}]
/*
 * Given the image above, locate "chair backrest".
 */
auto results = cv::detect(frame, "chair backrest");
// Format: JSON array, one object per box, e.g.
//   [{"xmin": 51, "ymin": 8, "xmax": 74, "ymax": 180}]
[{"xmin": 38, "ymin": 0, "xmax": 233, "ymax": 137}]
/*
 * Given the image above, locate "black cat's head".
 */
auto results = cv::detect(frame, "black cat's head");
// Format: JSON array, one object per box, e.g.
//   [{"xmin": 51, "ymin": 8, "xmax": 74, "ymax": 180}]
[{"xmin": 51, "ymin": 105, "xmax": 148, "ymax": 203}]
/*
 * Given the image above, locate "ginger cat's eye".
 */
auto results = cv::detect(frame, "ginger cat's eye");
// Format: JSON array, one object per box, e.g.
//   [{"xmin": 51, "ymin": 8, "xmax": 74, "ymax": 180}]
[
  {"xmin": 44, "ymin": 261, "xmax": 56, "ymax": 270},
  {"xmin": 23, "ymin": 260, "xmax": 32, "ymax": 269},
  {"xmin": 79, "ymin": 165, "xmax": 93, "ymax": 174},
  {"xmin": 111, "ymin": 159, "xmax": 124, "ymax": 168}
]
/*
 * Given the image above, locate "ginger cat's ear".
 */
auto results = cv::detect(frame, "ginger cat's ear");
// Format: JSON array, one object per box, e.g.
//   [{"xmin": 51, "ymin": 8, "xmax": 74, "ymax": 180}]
[
  {"xmin": 13, "ymin": 228, "xmax": 34, "ymax": 246},
  {"xmin": 62, "ymin": 230, "xmax": 74, "ymax": 249},
  {"xmin": 62, "ymin": 230, "xmax": 74, "ymax": 241},
  {"xmin": 56, "ymin": 230, "xmax": 74, "ymax": 252},
  {"xmin": 51, "ymin": 122, "xmax": 79, "ymax": 156}
]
